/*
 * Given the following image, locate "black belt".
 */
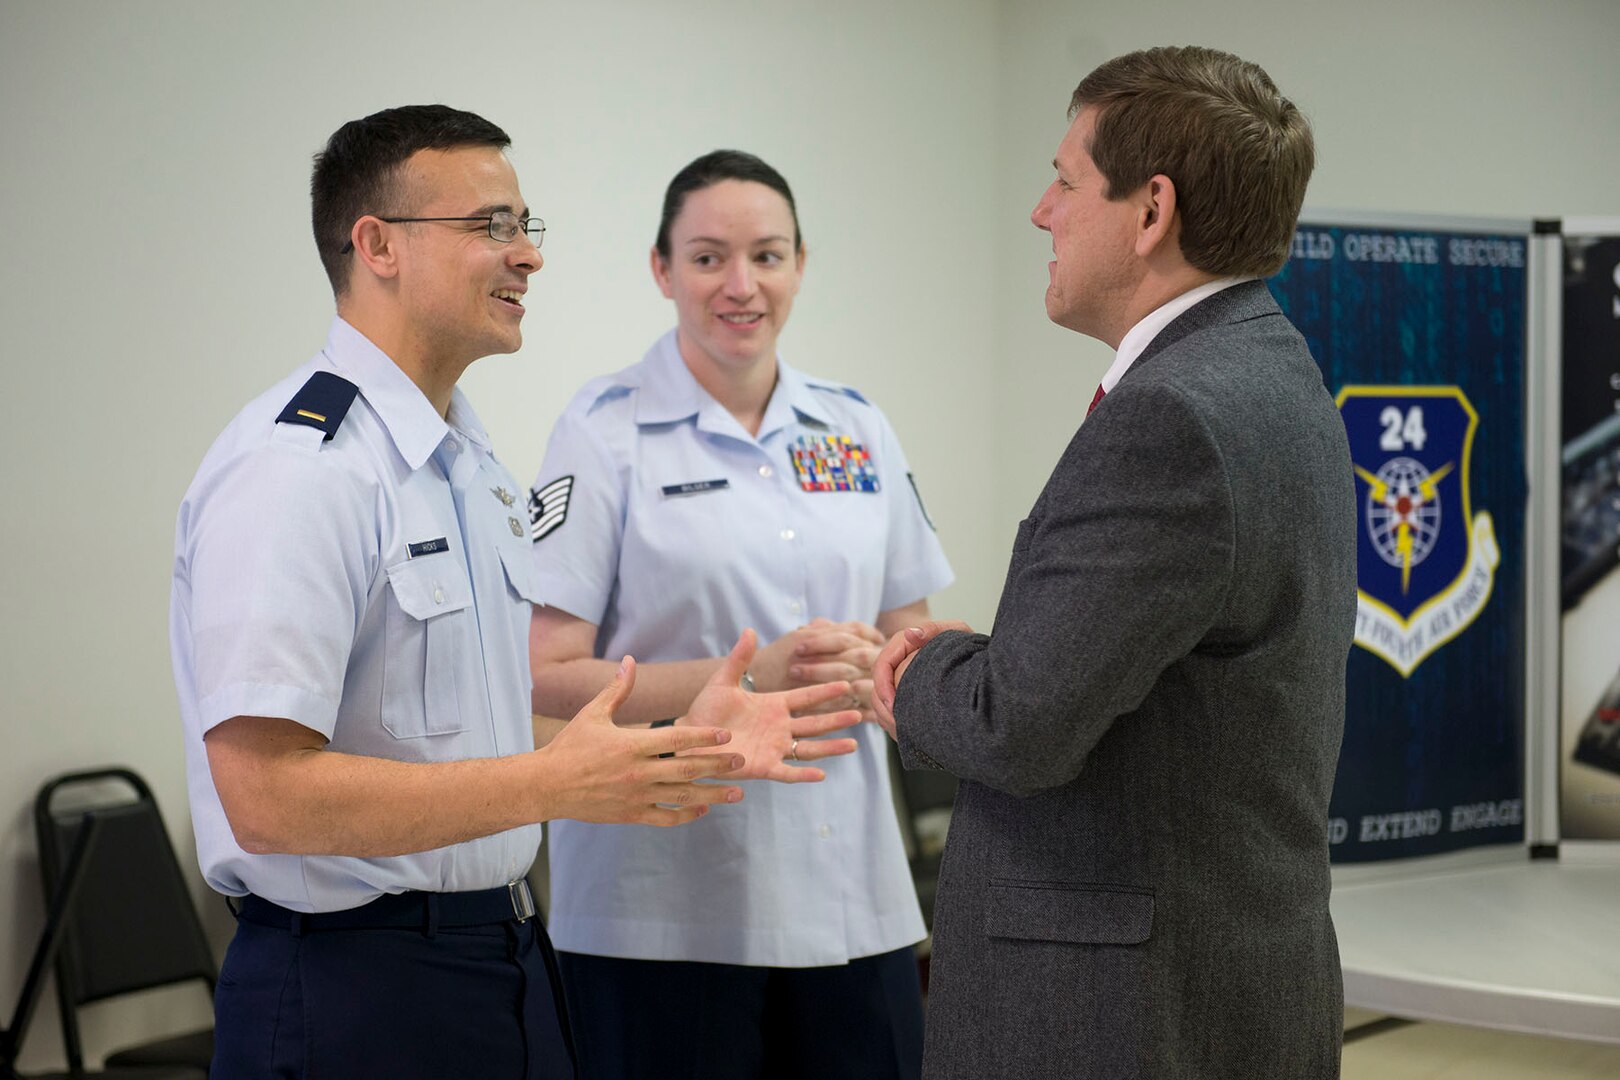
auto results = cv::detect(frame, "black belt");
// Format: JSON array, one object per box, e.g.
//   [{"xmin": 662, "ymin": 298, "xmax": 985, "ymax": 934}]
[{"xmin": 237, "ymin": 880, "xmax": 537, "ymax": 935}]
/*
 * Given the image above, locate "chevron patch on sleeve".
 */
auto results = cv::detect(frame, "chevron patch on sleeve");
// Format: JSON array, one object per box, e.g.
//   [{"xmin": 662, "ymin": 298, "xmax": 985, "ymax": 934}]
[{"xmin": 528, "ymin": 475, "xmax": 574, "ymax": 541}]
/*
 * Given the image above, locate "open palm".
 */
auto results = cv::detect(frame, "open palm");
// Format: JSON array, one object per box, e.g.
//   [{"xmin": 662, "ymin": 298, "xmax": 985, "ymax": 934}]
[{"xmin": 684, "ymin": 630, "xmax": 861, "ymax": 783}]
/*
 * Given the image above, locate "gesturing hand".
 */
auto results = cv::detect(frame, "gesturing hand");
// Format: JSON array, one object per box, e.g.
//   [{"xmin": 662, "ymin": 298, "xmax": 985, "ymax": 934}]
[
  {"xmin": 684, "ymin": 630, "xmax": 862, "ymax": 783},
  {"xmin": 539, "ymin": 657, "xmax": 747, "ymax": 827}
]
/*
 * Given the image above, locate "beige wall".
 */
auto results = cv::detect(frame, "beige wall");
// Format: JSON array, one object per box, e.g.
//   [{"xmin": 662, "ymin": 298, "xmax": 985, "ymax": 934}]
[{"xmin": 2, "ymin": 0, "xmax": 1617, "ymax": 1069}]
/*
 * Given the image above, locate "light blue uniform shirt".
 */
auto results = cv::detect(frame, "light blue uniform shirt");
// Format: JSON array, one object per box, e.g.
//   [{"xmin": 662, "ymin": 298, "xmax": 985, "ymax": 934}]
[
  {"xmin": 529, "ymin": 330, "xmax": 953, "ymax": 967},
  {"xmin": 170, "ymin": 317, "xmax": 544, "ymax": 912}
]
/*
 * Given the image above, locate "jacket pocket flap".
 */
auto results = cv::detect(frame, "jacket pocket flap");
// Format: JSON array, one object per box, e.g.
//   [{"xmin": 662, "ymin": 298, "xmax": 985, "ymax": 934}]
[{"xmin": 985, "ymin": 882, "xmax": 1153, "ymax": 945}]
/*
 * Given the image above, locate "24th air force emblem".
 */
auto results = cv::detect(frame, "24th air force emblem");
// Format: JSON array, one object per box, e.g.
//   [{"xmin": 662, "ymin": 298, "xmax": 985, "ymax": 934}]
[{"xmin": 1339, "ymin": 386, "xmax": 1499, "ymax": 677}]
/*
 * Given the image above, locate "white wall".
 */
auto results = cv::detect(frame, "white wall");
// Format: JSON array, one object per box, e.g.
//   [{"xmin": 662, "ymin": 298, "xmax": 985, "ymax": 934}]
[
  {"xmin": 3, "ymin": 0, "xmax": 1618, "ymax": 1069},
  {"xmin": 0, "ymin": 0, "xmax": 999, "ymax": 1067}
]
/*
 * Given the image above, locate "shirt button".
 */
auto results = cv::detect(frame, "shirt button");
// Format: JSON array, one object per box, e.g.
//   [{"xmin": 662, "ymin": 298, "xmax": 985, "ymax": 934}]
[
  {"xmin": 759, "ymin": 465, "xmax": 774, "ymax": 478},
  {"xmin": 433, "ymin": 585, "xmax": 445, "ymax": 605},
  {"xmin": 780, "ymin": 528, "xmax": 795, "ymax": 541},
  {"xmin": 789, "ymin": 601, "xmax": 803, "ymax": 615},
  {"xmin": 444, "ymin": 437, "xmax": 460, "ymax": 453},
  {"xmin": 818, "ymin": 824, "xmax": 832, "ymax": 839}
]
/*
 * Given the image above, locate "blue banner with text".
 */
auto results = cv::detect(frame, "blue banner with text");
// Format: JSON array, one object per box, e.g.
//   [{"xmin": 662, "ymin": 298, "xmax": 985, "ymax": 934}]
[{"xmin": 1269, "ymin": 222, "xmax": 1527, "ymax": 861}]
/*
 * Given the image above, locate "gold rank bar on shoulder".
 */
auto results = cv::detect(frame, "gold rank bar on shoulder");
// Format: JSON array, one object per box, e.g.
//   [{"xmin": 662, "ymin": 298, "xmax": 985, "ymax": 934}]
[{"xmin": 275, "ymin": 372, "xmax": 360, "ymax": 442}]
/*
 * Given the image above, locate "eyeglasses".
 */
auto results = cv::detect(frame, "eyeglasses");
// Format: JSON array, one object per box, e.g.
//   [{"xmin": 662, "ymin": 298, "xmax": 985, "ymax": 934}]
[{"xmin": 339, "ymin": 211, "xmax": 545, "ymax": 253}]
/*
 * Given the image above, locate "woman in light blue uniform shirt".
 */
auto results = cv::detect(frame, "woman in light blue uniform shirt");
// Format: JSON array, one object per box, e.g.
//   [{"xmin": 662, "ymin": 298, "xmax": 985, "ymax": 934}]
[{"xmin": 526, "ymin": 150, "xmax": 952, "ymax": 1079}]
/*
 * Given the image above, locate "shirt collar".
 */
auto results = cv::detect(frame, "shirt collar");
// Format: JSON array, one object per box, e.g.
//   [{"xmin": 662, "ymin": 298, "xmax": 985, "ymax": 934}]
[
  {"xmin": 631, "ymin": 329, "xmax": 831, "ymax": 439},
  {"xmin": 770, "ymin": 361, "xmax": 835, "ymax": 432},
  {"xmin": 631, "ymin": 330, "xmax": 705, "ymax": 424},
  {"xmin": 322, "ymin": 316, "xmax": 488, "ymax": 469},
  {"xmin": 1101, "ymin": 277, "xmax": 1253, "ymax": 394}
]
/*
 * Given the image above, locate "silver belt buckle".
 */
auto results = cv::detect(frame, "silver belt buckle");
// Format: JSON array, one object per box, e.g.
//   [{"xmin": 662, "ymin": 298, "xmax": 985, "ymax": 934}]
[{"xmin": 507, "ymin": 879, "xmax": 535, "ymax": 923}]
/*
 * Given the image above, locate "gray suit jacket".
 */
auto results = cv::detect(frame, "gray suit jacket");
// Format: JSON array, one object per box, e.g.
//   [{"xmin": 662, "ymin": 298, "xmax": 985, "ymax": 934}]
[{"xmin": 896, "ymin": 281, "xmax": 1356, "ymax": 1079}]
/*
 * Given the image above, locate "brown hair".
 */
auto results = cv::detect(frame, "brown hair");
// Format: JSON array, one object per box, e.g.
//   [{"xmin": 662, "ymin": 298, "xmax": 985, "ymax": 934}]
[
  {"xmin": 1071, "ymin": 46, "xmax": 1313, "ymax": 277},
  {"xmin": 656, "ymin": 150, "xmax": 801, "ymax": 260}
]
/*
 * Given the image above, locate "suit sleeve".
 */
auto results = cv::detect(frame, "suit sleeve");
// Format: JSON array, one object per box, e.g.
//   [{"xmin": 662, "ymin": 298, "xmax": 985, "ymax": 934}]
[{"xmin": 893, "ymin": 380, "xmax": 1234, "ymax": 795}]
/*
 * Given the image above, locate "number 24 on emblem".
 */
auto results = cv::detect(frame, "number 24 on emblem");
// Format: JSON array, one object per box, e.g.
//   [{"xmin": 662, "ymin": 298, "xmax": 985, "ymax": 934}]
[{"xmin": 1379, "ymin": 405, "xmax": 1427, "ymax": 452}]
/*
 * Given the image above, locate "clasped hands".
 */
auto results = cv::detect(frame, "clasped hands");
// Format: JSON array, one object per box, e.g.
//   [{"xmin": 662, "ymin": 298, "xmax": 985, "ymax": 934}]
[
  {"xmin": 870, "ymin": 620, "xmax": 973, "ymax": 739},
  {"xmin": 752, "ymin": 617, "xmax": 887, "ymax": 723}
]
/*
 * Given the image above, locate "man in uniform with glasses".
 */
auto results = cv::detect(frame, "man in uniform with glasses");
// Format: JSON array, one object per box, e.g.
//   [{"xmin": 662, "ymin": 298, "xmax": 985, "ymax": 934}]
[{"xmin": 170, "ymin": 105, "xmax": 858, "ymax": 1079}]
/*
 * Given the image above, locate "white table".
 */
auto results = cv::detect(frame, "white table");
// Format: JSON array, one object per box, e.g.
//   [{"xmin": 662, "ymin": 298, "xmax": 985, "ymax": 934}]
[{"xmin": 1332, "ymin": 849, "xmax": 1620, "ymax": 1043}]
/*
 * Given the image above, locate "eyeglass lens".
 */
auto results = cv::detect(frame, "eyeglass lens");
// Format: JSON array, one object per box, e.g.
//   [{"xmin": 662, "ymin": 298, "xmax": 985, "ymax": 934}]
[{"xmin": 490, "ymin": 212, "xmax": 546, "ymax": 248}]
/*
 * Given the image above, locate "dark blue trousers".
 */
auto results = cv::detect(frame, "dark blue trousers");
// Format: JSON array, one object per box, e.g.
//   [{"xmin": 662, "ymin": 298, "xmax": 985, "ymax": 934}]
[
  {"xmin": 558, "ymin": 946, "xmax": 923, "ymax": 1080},
  {"xmin": 214, "ymin": 902, "xmax": 574, "ymax": 1079}
]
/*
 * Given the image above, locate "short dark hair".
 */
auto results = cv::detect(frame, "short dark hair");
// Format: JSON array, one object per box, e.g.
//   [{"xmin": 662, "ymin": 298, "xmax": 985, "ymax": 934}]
[
  {"xmin": 655, "ymin": 150, "xmax": 801, "ymax": 260},
  {"xmin": 1071, "ymin": 47, "xmax": 1314, "ymax": 277},
  {"xmin": 311, "ymin": 105, "xmax": 511, "ymax": 296}
]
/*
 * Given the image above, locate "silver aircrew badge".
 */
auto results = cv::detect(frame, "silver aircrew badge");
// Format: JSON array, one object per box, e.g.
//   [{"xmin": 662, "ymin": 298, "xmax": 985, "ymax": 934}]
[{"xmin": 492, "ymin": 486, "xmax": 516, "ymax": 507}]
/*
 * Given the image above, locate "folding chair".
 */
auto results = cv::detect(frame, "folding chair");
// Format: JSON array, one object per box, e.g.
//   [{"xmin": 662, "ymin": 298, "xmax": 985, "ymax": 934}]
[
  {"xmin": 2, "ymin": 814, "xmax": 202, "ymax": 1079},
  {"xmin": 34, "ymin": 769, "xmax": 215, "ymax": 1076}
]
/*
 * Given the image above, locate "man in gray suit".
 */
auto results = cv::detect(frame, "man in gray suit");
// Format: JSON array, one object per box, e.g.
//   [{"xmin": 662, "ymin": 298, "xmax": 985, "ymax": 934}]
[{"xmin": 873, "ymin": 47, "xmax": 1356, "ymax": 1078}]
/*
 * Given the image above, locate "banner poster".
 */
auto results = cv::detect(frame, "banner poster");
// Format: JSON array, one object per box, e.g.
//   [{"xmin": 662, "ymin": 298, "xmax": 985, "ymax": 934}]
[
  {"xmin": 1268, "ymin": 223, "xmax": 1527, "ymax": 861},
  {"xmin": 1558, "ymin": 229, "xmax": 1620, "ymax": 840}
]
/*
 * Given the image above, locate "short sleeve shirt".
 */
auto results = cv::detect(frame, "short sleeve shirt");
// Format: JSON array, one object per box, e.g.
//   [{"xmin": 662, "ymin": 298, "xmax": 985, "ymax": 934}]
[
  {"xmin": 170, "ymin": 317, "xmax": 544, "ymax": 912},
  {"xmin": 528, "ymin": 330, "xmax": 953, "ymax": 966}
]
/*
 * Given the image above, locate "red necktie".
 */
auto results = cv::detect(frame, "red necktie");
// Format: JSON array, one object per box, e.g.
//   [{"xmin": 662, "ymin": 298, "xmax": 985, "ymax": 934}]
[{"xmin": 1087, "ymin": 384, "xmax": 1106, "ymax": 417}]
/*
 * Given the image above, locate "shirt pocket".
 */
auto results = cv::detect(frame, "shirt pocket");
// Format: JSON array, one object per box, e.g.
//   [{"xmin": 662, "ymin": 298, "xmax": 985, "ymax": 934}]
[
  {"xmin": 984, "ymin": 880, "xmax": 1154, "ymax": 945},
  {"xmin": 497, "ymin": 542, "xmax": 544, "ymax": 605},
  {"xmin": 496, "ymin": 541, "xmax": 544, "ymax": 646},
  {"xmin": 381, "ymin": 556, "xmax": 474, "ymax": 738}
]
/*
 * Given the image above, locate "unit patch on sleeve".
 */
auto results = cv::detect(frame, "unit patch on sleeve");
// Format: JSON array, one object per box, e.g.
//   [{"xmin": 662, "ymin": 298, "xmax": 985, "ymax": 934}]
[
  {"xmin": 788, "ymin": 435, "xmax": 879, "ymax": 493},
  {"xmin": 528, "ymin": 475, "xmax": 574, "ymax": 541},
  {"xmin": 907, "ymin": 472, "xmax": 937, "ymax": 531}
]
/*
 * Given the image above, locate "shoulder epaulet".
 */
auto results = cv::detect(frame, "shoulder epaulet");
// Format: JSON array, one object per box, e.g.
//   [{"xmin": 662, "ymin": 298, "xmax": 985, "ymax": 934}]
[
  {"xmin": 583, "ymin": 382, "xmax": 634, "ymax": 417},
  {"xmin": 806, "ymin": 381, "xmax": 868, "ymax": 405},
  {"xmin": 275, "ymin": 372, "xmax": 359, "ymax": 441}
]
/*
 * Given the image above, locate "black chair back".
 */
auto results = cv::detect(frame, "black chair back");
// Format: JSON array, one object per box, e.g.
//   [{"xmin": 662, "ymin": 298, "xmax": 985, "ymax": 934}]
[
  {"xmin": 34, "ymin": 769, "xmax": 216, "ymax": 1072},
  {"xmin": 3, "ymin": 816, "xmax": 101, "ymax": 1071}
]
